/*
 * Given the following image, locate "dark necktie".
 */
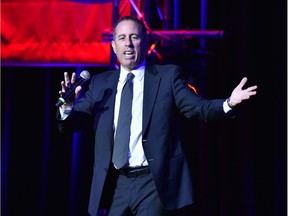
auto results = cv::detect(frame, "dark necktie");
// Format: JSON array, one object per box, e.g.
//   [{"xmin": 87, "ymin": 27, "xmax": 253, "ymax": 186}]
[{"xmin": 112, "ymin": 72, "xmax": 135, "ymax": 169}]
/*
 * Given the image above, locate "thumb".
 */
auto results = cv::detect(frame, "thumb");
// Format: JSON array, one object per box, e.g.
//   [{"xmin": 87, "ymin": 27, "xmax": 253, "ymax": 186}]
[{"xmin": 75, "ymin": 86, "xmax": 82, "ymax": 98}]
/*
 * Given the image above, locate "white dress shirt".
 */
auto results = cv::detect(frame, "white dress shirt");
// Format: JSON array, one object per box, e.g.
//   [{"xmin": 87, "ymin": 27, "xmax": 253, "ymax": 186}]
[{"xmin": 114, "ymin": 61, "xmax": 147, "ymax": 167}]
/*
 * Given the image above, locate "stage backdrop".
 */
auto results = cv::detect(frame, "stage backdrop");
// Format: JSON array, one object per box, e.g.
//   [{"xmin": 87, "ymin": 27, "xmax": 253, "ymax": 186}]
[{"xmin": 1, "ymin": 0, "xmax": 131, "ymax": 64}]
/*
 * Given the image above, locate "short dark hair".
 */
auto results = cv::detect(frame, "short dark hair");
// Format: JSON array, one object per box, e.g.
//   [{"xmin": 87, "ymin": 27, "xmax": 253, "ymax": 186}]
[{"xmin": 113, "ymin": 15, "xmax": 147, "ymax": 40}]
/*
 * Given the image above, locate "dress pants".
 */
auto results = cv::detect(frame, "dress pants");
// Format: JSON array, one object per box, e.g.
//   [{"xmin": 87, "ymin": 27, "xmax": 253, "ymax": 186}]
[
  {"xmin": 97, "ymin": 166, "xmax": 195, "ymax": 216},
  {"xmin": 106, "ymin": 170, "xmax": 167, "ymax": 216}
]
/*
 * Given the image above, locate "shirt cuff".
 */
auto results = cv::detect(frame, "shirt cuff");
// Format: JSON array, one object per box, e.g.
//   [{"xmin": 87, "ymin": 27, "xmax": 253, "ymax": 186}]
[
  {"xmin": 223, "ymin": 99, "xmax": 232, "ymax": 113},
  {"xmin": 59, "ymin": 106, "xmax": 72, "ymax": 120}
]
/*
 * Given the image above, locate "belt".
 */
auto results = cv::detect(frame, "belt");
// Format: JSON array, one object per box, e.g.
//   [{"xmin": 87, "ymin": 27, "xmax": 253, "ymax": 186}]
[{"xmin": 118, "ymin": 166, "xmax": 150, "ymax": 178}]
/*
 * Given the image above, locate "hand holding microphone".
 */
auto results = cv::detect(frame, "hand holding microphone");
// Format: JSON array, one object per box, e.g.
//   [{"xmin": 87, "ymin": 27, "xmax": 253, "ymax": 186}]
[{"xmin": 56, "ymin": 70, "xmax": 91, "ymax": 108}]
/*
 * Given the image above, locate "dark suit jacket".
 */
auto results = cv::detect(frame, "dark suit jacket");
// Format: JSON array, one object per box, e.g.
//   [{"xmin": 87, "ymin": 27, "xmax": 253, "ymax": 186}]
[{"xmin": 57, "ymin": 64, "xmax": 232, "ymax": 216}]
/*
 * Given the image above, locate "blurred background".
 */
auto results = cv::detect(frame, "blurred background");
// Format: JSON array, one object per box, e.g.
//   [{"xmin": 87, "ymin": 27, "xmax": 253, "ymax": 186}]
[{"xmin": 1, "ymin": 0, "xmax": 286, "ymax": 215}]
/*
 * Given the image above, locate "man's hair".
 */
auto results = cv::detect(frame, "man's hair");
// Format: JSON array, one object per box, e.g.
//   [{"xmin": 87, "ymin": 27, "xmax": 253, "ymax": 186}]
[{"xmin": 113, "ymin": 15, "xmax": 147, "ymax": 40}]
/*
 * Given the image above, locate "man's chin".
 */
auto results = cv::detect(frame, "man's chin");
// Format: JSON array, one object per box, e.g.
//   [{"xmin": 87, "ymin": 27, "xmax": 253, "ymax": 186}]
[{"xmin": 123, "ymin": 62, "xmax": 137, "ymax": 70}]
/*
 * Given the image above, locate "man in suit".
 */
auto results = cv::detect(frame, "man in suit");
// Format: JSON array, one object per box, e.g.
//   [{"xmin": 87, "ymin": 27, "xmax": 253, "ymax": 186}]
[{"xmin": 57, "ymin": 15, "xmax": 257, "ymax": 216}]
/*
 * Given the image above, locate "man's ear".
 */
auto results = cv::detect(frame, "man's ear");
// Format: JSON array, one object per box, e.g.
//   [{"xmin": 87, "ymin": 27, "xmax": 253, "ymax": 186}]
[{"xmin": 111, "ymin": 41, "xmax": 116, "ymax": 54}]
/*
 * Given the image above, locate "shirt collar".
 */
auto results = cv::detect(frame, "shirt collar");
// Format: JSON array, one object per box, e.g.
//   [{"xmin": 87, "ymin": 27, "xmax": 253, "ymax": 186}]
[{"xmin": 120, "ymin": 60, "xmax": 145, "ymax": 83}]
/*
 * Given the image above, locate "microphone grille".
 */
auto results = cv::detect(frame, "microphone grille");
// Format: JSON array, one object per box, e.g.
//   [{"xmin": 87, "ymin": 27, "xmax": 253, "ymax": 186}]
[{"xmin": 80, "ymin": 70, "xmax": 91, "ymax": 80}]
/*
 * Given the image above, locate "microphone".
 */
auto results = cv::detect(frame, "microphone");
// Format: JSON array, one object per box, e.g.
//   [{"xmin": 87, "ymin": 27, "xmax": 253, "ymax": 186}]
[{"xmin": 55, "ymin": 70, "xmax": 91, "ymax": 107}]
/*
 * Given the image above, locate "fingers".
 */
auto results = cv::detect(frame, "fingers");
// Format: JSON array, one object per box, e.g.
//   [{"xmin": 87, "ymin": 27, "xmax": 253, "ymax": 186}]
[
  {"xmin": 59, "ymin": 71, "xmax": 76, "ymax": 96},
  {"xmin": 63, "ymin": 72, "xmax": 77, "ymax": 86},
  {"xmin": 238, "ymin": 77, "xmax": 257, "ymax": 94},
  {"xmin": 230, "ymin": 77, "xmax": 257, "ymax": 107},
  {"xmin": 242, "ymin": 84, "xmax": 257, "ymax": 102},
  {"xmin": 59, "ymin": 80, "xmax": 66, "ymax": 96},
  {"xmin": 243, "ymin": 82, "xmax": 257, "ymax": 94},
  {"xmin": 246, "ymin": 85, "xmax": 257, "ymax": 91},
  {"xmin": 71, "ymin": 72, "xmax": 76, "ymax": 84},
  {"xmin": 237, "ymin": 77, "xmax": 248, "ymax": 89},
  {"xmin": 64, "ymin": 72, "xmax": 70, "ymax": 85}
]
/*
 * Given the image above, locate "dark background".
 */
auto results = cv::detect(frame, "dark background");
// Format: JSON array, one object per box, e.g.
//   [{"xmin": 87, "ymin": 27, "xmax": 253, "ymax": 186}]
[{"xmin": 2, "ymin": 0, "xmax": 286, "ymax": 215}]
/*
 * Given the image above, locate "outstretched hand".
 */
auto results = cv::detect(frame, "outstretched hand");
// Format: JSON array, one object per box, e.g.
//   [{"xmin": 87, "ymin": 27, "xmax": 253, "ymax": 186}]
[
  {"xmin": 58, "ymin": 72, "xmax": 82, "ymax": 109},
  {"xmin": 228, "ymin": 77, "xmax": 257, "ymax": 108}
]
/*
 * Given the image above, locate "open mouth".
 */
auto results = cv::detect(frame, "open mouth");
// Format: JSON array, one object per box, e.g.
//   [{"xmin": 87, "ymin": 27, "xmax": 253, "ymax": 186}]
[{"xmin": 124, "ymin": 50, "xmax": 135, "ymax": 58}]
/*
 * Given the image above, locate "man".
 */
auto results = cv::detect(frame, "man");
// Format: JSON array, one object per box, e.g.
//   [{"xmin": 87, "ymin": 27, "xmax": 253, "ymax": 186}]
[{"xmin": 57, "ymin": 15, "xmax": 257, "ymax": 216}]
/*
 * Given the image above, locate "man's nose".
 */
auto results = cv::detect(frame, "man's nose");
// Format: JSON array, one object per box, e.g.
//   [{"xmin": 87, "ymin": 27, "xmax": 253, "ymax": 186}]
[{"xmin": 125, "ymin": 38, "xmax": 133, "ymax": 46}]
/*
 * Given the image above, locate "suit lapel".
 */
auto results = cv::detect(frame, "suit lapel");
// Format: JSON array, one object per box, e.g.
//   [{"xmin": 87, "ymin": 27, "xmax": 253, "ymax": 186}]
[
  {"xmin": 100, "ymin": 70, "xmax": 119, "ymax": 150},
  {"xmin": 142, "ymin": 65, "xmax": 160, "ymax": 136}
]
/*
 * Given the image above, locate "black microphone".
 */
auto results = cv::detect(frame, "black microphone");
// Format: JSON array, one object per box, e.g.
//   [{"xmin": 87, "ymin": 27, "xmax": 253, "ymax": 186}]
[{"xmin": 55, "ymin": 70, "xmax": 91, "ymax": 107}]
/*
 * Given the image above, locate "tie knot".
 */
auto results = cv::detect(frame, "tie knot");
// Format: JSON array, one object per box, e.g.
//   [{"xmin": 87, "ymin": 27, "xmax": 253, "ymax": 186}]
[{"xmin": 126, "ymin": 73, "xmax": 135, "ymax": 83}]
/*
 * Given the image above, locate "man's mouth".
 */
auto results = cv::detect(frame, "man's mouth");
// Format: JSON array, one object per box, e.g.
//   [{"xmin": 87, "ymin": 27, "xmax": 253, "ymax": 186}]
[{"xmin": 124, "ymin": 51, "xmax": 135, "ymax": 58}]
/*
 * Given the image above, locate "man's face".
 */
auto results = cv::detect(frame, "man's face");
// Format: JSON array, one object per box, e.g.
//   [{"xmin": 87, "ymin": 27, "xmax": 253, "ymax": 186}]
[{"xmin": 111, "ymin": 20, "xmax": 147, "ymax": 71}]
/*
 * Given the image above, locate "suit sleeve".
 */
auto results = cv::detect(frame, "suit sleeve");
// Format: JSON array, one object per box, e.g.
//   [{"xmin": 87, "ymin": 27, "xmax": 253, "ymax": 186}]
[{"xmin": 171, "ymin": 65, "xmax": 232, "ymax": 121}]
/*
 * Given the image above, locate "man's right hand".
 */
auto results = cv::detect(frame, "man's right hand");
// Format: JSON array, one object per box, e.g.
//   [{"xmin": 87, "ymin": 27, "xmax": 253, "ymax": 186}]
[{"xmin": 58, "ymin": 72, "xmax": 82, "ymax": 109}]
